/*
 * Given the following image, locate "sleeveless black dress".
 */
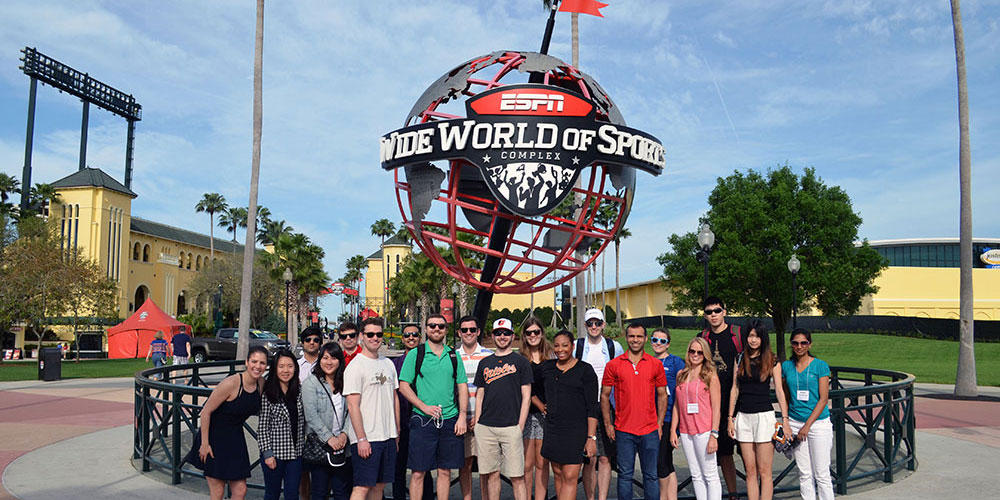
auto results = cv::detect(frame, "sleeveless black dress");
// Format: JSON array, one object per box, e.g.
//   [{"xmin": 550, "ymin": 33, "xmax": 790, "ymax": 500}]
[{"xmin": 204, "ymin": 375, "xmax": 261, "ymax": 480}]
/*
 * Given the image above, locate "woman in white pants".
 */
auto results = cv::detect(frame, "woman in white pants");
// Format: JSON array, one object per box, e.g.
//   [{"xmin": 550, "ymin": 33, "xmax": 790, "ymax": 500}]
[
  {"xmin": 670, "ymin": 337, "xmax": 721, "ymax": 500},
  {"xmin": 781, "ymin": 329, "xmax": 833, "ymax": 500}
]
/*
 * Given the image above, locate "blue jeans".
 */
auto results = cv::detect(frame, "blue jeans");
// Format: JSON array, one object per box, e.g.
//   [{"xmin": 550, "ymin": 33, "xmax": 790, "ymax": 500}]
[
  {"xmin": 308, "ymin": 459, "xmax": 353, "ymax": 500},
  {"xmin": 616, "ymin": 430, "xmax": 660, "ymax": 500},
  {"xmin": 262, "ymin": 457, "xmax": 303, "ymax": 500}
]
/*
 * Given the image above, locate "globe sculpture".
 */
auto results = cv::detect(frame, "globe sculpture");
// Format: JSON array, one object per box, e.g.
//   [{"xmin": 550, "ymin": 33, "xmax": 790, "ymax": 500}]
[{"xmin": 380, "ymin": 50, "xmax": 663, "ymax": 302}]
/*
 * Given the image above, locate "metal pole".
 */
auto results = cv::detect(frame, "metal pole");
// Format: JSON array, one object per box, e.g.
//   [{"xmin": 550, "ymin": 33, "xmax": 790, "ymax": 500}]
[
  {"xmin": 792, "ymin": 273, "xmax": 798, "ymax": 329},
  {"xmin": 125, "ymin": 119, "xmax": 136, "ymax": 189},
  {"xmin": 703, "ymin": 253, "xmax": 710, "ymax": 300},
  {"xmin": 285, "ymin": 281, "xmax": 290, "ymax": 336},
  {"xmin": 20, "ymin": 77, "xmax": 37, "ymax": 212},
  {"xmin": 171, "ymin": 388, "xmax": 182, "ymax": 484},
  {"xmin": 79, "ymin": 100, "xmax": 89, "ymax": 170}
]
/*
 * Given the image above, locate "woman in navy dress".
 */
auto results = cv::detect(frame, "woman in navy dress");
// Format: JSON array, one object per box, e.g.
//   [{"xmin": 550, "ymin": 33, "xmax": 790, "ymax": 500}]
[{"xmin": 199, "ymin": 345, "xmax": 268, "ymax": 500}]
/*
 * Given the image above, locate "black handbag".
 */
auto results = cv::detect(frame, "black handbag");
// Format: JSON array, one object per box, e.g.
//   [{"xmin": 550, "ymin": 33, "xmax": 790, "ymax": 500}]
[{"xmin": 303, "ymin": 380, "xmax": 347, "ymax": 467}]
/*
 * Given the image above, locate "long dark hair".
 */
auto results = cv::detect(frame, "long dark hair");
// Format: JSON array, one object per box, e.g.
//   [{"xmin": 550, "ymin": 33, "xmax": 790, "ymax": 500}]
[
  {"xmin": 790, "ymin": 328, "xmax": 813, "ymax": 362},
  {"xmin": 519, "ymin": 316, "xmax": 553, "ymax": 361},
  {"xmin": 263, "ymin": 348, "xmax": 300, "ymax": 404},
  {"xmin": 738, "ymin": 320, "xmax": 775, "ymax": 382},
  {"xmin": 311, "ymin": 342, "xmax": 345, "ymax": 394}
]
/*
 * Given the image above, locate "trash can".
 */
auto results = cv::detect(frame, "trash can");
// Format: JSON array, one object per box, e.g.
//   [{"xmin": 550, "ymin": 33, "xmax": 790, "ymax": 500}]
[{"xmin": 38, "ymin": 347, "xmax": 62, "ymax": 381}]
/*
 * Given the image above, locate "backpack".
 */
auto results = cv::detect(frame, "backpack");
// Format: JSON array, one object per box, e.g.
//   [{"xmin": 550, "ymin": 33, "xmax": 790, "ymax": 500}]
[
  {"xmin": 701, "ymin": 324, "xmax": 743, "ymax": 355},
  {"xmin": 412, "ymin": 343, "xmax": 459, "ymax": 399},
  {"xmin": 574, "ymin": 336, "xmax": 617, "ymax": 361}
]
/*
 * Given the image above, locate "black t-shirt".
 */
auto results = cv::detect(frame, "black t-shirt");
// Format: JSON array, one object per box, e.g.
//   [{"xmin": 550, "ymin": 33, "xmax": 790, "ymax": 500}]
[
  {"xmin": 529, "ymin": 360, "xmax": 546, "ymax": 414},
  {"xmin": 705, "ymin": 328, "xmax": 739, "ymax": 393},
  {"xmin": 736, "ymin": 360, "xmax": 773, "ymax": 414},
  {"xmin": 474, "ymin": 353, "xmax": 533, "ymax": 427}
]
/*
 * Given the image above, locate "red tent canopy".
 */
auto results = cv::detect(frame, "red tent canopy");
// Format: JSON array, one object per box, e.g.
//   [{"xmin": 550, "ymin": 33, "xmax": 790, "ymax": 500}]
[{"xmin": 107, "ymin": 300, "xmax": 193, "ymax": 359}]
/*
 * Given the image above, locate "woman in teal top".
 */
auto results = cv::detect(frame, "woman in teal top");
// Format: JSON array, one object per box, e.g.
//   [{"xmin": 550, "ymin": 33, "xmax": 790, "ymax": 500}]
[{"xmin": 781, "ymin": 329, "xmax": 833, "ymax": 500}]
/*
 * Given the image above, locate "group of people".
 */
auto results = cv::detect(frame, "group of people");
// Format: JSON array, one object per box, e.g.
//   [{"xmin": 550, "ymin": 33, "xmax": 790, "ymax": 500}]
[{"xmin": 190, "ymin": 296, "xmax": 834, "ymax": 500}]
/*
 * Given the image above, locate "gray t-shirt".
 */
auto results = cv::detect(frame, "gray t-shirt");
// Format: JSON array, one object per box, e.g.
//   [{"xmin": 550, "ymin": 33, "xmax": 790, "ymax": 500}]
[{"xmin": 343, "ymin": 354, "xmax": 399, "ymax": 443}]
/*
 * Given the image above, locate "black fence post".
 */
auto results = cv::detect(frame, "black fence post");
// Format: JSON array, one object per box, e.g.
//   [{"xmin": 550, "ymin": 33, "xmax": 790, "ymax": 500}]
[
  {"xmin": 141, "ymin": 384, "xmax": 151, "ymax": 472},
  {"xmin": 832, "ymin": 385, "xmax": 847, "ymax": 495},
  {"xmin": 906, "ymin": 384, "xmax": 917, "ymax": 471},
  {"xmin": 172, "ymin": 388, "xmax": 182, "ymax": 484},
  {"xmin": 883, "ymin": 388, "xmax": 894, "ymax": 483}
]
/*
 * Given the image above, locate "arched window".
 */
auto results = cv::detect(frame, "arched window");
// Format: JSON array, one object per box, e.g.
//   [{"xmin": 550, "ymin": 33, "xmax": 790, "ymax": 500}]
[
  {"xmin": 196, "ymin": 255, "xmax": 202, "ymax": 271},
  {"xmin": 142, "ymin": 244, "xmax": 151, "ymax": 262},
  {"xmin": 186, "ymin": 253, "xmax": 193, "ymax": 269},
  {"xmin": 134, "ymin": 285, "xmax": 149, "ymax": 310},
  {"xmin": 178, "ymin": 252, "xmax": 184, "ymax": 268},
  {"xmin": 133, "ymin": 242, "xmax": 141, "ymax": 261},
  {"xmin": 177, "ymin": 293, "xmax": 187, "ymax": 315}
]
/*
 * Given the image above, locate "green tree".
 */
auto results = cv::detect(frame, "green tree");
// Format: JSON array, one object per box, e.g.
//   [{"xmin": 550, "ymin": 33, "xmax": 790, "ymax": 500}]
[
  {"xmin": 613, "ymin": 226, "xmax": 631, "ymax": 330},
  {"xmin": 258, "ymin": 218, "xmax": 294, "ymax": 246},
  {"xmin": 656, "ymin": 166, "xmax": 886, "ymax": 360},
  {"xmin": 189, "ymin": 255, "xmax": 282, "ymax": 330},
  {"xmin": 0, "ymin": 173, "xmax": 19, "ymax": 215},
  {"xmin": 195, "ymin": 193, "xmax": 227, "ymax": 260},
  {"xmin": 218, "ymin": 206, "xmax": 248, "ymax": 247}
]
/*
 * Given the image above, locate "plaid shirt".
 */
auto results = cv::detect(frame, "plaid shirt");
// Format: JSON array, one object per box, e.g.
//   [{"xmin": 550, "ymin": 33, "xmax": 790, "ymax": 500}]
[{"xmin": 258, "ymin": 393, "xmax": 305, "ymax": 460}]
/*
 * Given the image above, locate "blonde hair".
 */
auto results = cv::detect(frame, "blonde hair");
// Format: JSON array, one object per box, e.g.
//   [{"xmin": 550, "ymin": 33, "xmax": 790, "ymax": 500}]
[
  {"xmin": 677, "ymin": 337, "xmax": 716, "ymax": 389},
  {"xmin": 155, "ymin": 331, "xmax": 164, "ymax": 340}
]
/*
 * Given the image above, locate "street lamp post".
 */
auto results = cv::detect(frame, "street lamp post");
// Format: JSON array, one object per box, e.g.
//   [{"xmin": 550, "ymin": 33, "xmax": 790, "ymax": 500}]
[
  {"xmin": 283, "ymin": 267, "xmax": 293, "ymax": 341},
  {"xmin": 787, "ymin": 254, "xmax": 801, "ymax": 329},
  {"xmin": 695, "ymin": 223, "xmax": 715, "ymax": 300}
]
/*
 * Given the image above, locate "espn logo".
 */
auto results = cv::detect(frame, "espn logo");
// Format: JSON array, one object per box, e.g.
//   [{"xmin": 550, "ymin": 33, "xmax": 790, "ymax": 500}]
[{"xmin": 500, "ymin": 93, "xmax": 564, "ymax": 113}]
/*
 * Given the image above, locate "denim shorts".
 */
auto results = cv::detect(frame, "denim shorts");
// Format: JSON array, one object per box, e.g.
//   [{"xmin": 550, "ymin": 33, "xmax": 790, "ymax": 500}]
[{"xmin": 408, "ymin": 415, "xmax": 464, "ymax": 471}]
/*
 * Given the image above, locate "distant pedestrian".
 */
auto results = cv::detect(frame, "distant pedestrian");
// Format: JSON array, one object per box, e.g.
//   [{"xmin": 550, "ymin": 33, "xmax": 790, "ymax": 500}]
[
  {"xmin": 727, "ymin": 321, "xmax": 791, "ymax": 500},
  {"xmin": 145, "ymin": 331, "xmax": 169, "ymax": 379},
  {"xmin": 260, "ymin": 348, "xmax": 306, "ymax": 500},
  {"xmin": 601, "ymin": 323, "xmax": 667, "ymax": 500},
  {"xmin": 781, "ymin": 329, "xmax": 833, "ymax": 500},
  {"xmin": 542, "ymin": 330, "xmax": 599, "ymax": 500},
  {"xmin": 519, "ymin": 317, "xmax": 554, "ymax": 500},
  {"xmin": 398, "ymin": 314, "xmax": 469, "ymax": 500},
  {"xmin": 303, "ymin": 343, "xmax": 353, "ymax": 500},
  {"xmin": 344, "ymin": 318, "xmax": 400, "ymax": 500},
  {"xmin": 171, "ymin": 328, "xmax": 192, "ymax": 365},
  {"xmin": 473, "ymin": 318, "xmax": 532, "ymax": 500},
  {"xmin": 198, "ymin": 345, "xmax": 267, "ymax": 500},
  {"xmin": 671, "ymin": 338, "xmax": 721, "ymax": 500},
  {"xmin": 650, "ymin": 328, "xmax": 684, "ymax": 500}
]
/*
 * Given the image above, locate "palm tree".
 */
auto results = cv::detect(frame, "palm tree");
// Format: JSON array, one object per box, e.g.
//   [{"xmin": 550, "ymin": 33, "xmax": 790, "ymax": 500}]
[
  {"xmin": 28, "ymin": 183, "xmax": 61, "ymax": 216},
  {"xmin": 218, "ymin": 206, "xmax": 248, "ymax": 247},
  {"xmin": 613, "ymin": 226, "xmax": 631, "ymax": 330},
  {"xmin": 256, "ymin": 205, "xmax": 271, "ymax": 226},
  {"xmin": 236, "ymin": 0, "xmax": 265, "ymax": 360},
  {"xmin": 370, "ymin": 218, "xmax": 396, "ymax": 316},
  {"xmin": 394, "ymin": 226, "xmax": 413, "ymax": 247},
  {"xmin": 345, "ymin": 254, "xmax": 368, "ymax": 318},
  {"xmin": 951, "ymin": 0, "xmax": 977, "ymax": 397},
  {"xmin": 195, "ymin": 193, "xmax": 227, "ymax": 259},
  {"xmin": 258, "ymin": 219, "xmax": 294, "ymax": 246},
  {"xmin": 0, "ymin": 174, "xmax": 18, "ymax": 213}
]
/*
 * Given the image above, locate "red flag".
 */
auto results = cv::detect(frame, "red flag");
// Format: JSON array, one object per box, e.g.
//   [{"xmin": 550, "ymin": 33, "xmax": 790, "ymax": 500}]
[{"xmin": 558, "ymin": 0, "xmax": 609, "ymax": 17}]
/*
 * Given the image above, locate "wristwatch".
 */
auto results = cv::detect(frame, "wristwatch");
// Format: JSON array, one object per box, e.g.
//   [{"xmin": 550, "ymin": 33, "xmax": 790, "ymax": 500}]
[
  {"xmin": 588, "ymin": 435, "xmax": 598, "ymax": 441},
  {"xmin": 710, "ymin": 430, "xmax": 719, "ymax": 438}
]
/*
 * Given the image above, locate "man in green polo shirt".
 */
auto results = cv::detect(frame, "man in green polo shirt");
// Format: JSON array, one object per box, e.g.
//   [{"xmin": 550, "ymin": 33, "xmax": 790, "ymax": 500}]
[{"xmin": 399, "ymin": 313, "xmax": 469, "ymax": 500}]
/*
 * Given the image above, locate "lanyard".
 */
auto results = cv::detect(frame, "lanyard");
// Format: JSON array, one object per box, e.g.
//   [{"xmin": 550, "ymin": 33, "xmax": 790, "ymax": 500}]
[
  {"xmin": 686, "ymin": 375, "xmax": 698, "ymax": 404},
  {"xmin": 796, "ymin": 360, "xmax": 811, "ymax": 395}
]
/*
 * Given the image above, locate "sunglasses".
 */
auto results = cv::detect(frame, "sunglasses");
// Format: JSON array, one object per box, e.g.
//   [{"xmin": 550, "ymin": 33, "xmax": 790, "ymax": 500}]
[
  {"xmin": 303, "ymin": 337, "xmax": 322, "ymax": 344},
  {"xmin": 791, "ymin": 340, "xmax": 811, "ymax": 347},
  {"xmin": 363, "ymin": 331, "xmax": 384, "ymax": 339},
  {"xmin": 586, "ymin": 320, "xmax": 604, "ymax": 327},
  {"xmin": 524, "ymin": 329, "xmax": 543, "ymax": 336},
  {"xmin": 650, "ymin": 337, "xmax": 669, "ymax": 345},
  {"xmin": 426, "ymin": 323, "xmax": 447, "ymax": 330},
  {"xmin": 459, "ymin": 327, "xmax": 479, "ymax": 333},
  {"xmin": 704, "ymin": 307, "xmax": 724, "ymax": 315},
  {"xmin": 493, "ymin": 330, "xmax": 513, "ymax": 337},
  {"xmin": 688, "ymin": 349, "xmax": 704, "ymax": 356},
  {"xmin": 402, "ymin": 332, "xmax": 421, "ymax": 339},
  {"xmin": 340, "ymin": 332, "xmax": 358, "ymax": 339}
]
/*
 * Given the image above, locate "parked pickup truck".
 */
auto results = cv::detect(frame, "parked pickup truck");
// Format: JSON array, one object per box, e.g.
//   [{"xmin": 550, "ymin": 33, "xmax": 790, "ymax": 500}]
[{"xmin": 190, "ymin": 328, "xmax": 289, "ymax": 363}]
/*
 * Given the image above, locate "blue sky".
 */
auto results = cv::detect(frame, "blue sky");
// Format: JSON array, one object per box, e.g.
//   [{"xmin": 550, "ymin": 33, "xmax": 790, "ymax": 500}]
[{"xmin": 1, "ymin": 0, "xmax": 998, "ymax": 315}]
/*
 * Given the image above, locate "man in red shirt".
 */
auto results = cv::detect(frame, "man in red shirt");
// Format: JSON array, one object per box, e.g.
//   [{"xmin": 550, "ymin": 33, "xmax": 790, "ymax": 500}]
[
  {"xmin": 339, "ymin": 321, "xmax": 362, "ymax": 365},
  {"xmin": 600, "ymin": 323, "xmax": 667, "ymax": 500}
]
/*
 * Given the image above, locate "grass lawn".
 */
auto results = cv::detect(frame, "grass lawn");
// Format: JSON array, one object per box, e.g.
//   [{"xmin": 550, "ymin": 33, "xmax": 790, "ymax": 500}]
[
  {"xmin": 0, "ymin": 358, "xmax": 152, "ymax": 382},
  {"xmin": 635, "ymin": 329, "xmax": 1000, "ymax": 386}
]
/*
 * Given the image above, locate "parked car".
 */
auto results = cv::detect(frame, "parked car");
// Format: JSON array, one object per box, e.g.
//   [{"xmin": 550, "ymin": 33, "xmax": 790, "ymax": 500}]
[{"xmin": 190, "ymin": 328, "xmax": 289, "ymax": 363}]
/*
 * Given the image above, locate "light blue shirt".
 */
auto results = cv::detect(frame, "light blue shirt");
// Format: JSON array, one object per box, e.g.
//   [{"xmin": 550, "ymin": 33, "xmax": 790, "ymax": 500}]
[{"xmin": 782, "ymin": 358, "xmax": 831, "ymax": 422}]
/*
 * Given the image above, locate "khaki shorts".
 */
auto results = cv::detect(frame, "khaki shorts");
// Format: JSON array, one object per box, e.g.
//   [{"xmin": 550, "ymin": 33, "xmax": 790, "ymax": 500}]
[
  {"xmin": 474, "ymin": 423, "xmax": 525, "ymax": 477},
  {"xmin": 465, "ymin": 428, "xmax": 477, "ymax": 458},
  {"xmin": 734, "ymin": 410, "xmax": 777, "ymax": 443}
]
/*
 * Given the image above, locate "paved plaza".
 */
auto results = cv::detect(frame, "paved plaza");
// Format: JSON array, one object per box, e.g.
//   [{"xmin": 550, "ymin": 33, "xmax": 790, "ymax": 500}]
[{"xmin": 0, "ymin": 376, "xmax": 998, "ymax": 499}]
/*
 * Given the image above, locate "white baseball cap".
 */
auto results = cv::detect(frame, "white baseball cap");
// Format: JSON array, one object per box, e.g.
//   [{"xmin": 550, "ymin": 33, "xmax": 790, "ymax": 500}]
[
  {"xmin": 584, "ymin": 308, "xmax": 605, "ymax": 322},
  {"xmin": 492, "ymin": 318, "xmax": 514, "ymax": 333}
]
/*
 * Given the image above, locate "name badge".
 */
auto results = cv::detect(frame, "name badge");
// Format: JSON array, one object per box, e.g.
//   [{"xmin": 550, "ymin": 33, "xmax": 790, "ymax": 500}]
[
  {"xmin": 686, "ymin": 403, "xmax": 699, "ymax": 414},
  {"xmin": 796, "ymin": 390, "xmax": 809, "ymax": 401}
]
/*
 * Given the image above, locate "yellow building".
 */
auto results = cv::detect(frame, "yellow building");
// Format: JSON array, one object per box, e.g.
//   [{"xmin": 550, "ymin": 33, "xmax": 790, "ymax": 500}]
[
  {"xmin": 363, "ymin": 234, "xmax": 556, "ymax": 316},
  {"xmin": 9, "ymin": 167, "xmax": 241, "ymax": 349},
  {"xmin": 585, "ymin": 238, "xmax": 1000, "ymax": 322}
]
